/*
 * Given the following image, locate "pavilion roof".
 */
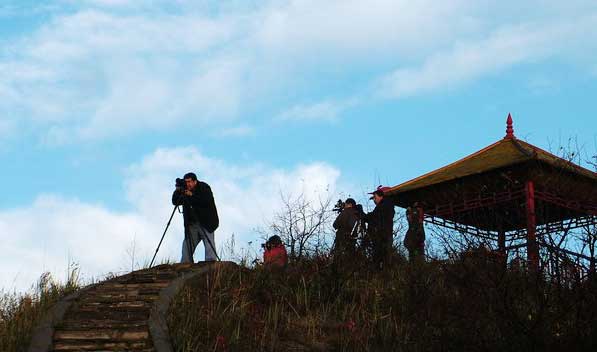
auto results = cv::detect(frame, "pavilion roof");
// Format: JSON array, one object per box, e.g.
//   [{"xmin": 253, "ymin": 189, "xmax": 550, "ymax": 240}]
[{"xmin": 386, "ymin": 114, "xmax": 597, "ymax": 197}]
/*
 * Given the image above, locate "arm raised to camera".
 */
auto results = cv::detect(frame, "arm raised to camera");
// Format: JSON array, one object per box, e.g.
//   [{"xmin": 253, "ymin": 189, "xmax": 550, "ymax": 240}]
[
  {"xmin": 172, "ymin": 189, "xmax": 185, "ymax": 205},
  {"xmin": 333, "ymin": 211, "xmax": 344, "ymax": 230}
]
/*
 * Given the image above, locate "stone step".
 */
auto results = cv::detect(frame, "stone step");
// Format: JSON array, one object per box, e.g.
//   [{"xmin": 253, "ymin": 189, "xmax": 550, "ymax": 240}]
[
  {"xmin": 86, "ymin": 287, "xmax": 157, "ymax": 295},
  {"xmin": 65, "ymin": 308, "xmax": 150, "ymax": 321},
  {"xmin": 59, "ymin": 319, "xmax": 148, "ymax": 330},
  {"xmin": 92, "ymin": 282, "xmax": 171, "ymax": 291},
  {"xmin": 52, "ymin": 339, "xmax": 152, "ymax": 351},
  {"xmin": 78, "ymin": 294, "xmax": 159, "ymax": 304},
  {"xmin": 78, "ymin": 300, "xmax": 150, "ymax": 309},
  {"xmin": 42, "ymin": 263, "xmax": 223, "ymax": 351},
  {"xmin": 113, "ymin": 274, "xmax": 177, "ymax": 284},
  {"xmin": 54, "ymin": 327, "xmax": 150, "ymax": 341},
  {"xmin": 84, "ymin": 287, "xmax": 162, "ymax": 298}
]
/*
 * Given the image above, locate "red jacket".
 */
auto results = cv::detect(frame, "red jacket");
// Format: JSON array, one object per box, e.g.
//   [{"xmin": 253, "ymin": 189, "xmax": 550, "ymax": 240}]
[{"xmin": 263, "ymin": 245, "xmax": 288, "ymax": 267}]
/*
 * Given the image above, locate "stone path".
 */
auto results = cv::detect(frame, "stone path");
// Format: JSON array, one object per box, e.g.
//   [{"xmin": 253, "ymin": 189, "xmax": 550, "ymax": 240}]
[{"xmin": 29, "ymin": 262, "xmax": 229, "ymax": 352}]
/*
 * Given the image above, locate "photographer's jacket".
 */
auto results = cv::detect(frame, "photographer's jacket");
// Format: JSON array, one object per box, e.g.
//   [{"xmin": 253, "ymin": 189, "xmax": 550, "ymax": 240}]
[
  {"xmin": 363, "ymin": 198, "xmax": 395, "ymax": 239},
  {"xmin": 404, "ymin": 206, "xmax": 425, "ymax": 250},
  {"xmin": 172, "ymin": 182, "xmax": 219, "ymax": 233},
  {"xmin": 333, "ymin": 207, "xmax": 359, "ymax": 247}
]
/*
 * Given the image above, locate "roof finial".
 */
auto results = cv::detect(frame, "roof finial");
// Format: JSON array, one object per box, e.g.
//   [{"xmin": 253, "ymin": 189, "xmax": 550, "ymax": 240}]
[{"xmin": 505, "ymin": 113, "xmax": 515, "ymax": 139}]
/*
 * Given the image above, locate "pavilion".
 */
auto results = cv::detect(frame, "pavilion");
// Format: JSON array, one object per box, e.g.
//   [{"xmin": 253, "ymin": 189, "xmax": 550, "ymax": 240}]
[{"xmin": 385, "ymin": 114, "xmax": 597, "ymax": 273}]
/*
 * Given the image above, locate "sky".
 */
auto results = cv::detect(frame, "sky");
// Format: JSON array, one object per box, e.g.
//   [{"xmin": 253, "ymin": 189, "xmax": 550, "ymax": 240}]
[{"xmin": 1, "ymin": 0, "xmax": 596, "ymax": 292}]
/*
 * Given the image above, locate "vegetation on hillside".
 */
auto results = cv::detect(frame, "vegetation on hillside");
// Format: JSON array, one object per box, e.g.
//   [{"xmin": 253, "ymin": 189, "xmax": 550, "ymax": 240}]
[
  {"xmin": 0, "ymin": 269, "xmax": 80, "ymax": 352},
  {"xmin": 167, "ymin": 252, "xmax": 597, "ymax": 351}
]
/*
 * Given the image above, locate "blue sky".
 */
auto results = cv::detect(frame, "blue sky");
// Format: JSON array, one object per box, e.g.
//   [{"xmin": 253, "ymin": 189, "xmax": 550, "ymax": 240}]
[{"xmin": 1, "ymin": 0, "xmax": 596, "ymax": 291}]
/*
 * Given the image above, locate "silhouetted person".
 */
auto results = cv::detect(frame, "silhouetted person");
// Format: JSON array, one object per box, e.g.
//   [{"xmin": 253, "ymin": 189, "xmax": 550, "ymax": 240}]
[
  {"xmin": 332, "ymin": 198, "xmax": 360, "ymax": 269},
  {"xmin": 172, "ymin": 172, "xmax": 219, "ymax": 263},
  {"xmin": 364, "ymin": 187, "xmax": 395, "ymax": 270},
  {"xmin": 405, "ymin": 202, "xmax": 425, "ymax": 263}
]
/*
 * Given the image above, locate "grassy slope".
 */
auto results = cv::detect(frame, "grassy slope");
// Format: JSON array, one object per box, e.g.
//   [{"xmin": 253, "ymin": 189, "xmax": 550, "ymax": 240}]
[
  {"xmin": 168, "ymin": 253, "xmax": 597, "ymax": 352},
  {"xmin": 3, "ymin": 254, "xmax": 595, "ymax": 351},
  {"xmin": 0, "ymin": 272, "xmax": 80, "ymax": 352}
]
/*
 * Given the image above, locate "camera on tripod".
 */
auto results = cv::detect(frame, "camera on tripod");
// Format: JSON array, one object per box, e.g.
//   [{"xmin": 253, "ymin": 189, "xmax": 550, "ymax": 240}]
[
  {"xmin": 332, "ymin": 199, "xmax": 345, "ymax": 214},
  {"xmin": 175, "ymin": 177, "xmax": 186, "ymax": 190}
]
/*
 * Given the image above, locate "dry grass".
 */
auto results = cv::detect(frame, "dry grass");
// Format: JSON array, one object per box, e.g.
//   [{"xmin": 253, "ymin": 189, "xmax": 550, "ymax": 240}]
[
  {"xmin": 168, "ymin": 252, "xmax": 597, "ymax": 351},
  {"xmin": 3, "ymin": 253, "xmax": 595, "ymax": 351},
  {"xmin": 0, "ymin": 270, "xmax": 80, "ymax": 352}
]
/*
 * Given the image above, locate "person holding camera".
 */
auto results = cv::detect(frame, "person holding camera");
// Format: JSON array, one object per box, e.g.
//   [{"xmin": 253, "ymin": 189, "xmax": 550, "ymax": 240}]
[
  {"xmin": 363, "ymin": 186, "xmax": 395, "ymax": 270},
  {"xmin": 263, "ymin": 235, "xmax": 288, "ymax": 268},
  {"xmin": 172, "ymin": 172, "xmax": 219, "ymax": 263},
  {"xmin": 332, "ymin": 198, "xmax": 360, "ymax": 266}
]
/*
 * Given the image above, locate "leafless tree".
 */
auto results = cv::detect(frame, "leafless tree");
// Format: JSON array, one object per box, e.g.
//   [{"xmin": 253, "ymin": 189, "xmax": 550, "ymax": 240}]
[{"xmin": 258, "ymin": 190, "xmax": 335, "ymax": 261}]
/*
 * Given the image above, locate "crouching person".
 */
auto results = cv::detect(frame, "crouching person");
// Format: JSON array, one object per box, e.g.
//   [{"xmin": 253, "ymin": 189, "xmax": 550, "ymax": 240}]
[{"xmin": 263, "ymin": 235, "xmax": 288, "ymax": 269}]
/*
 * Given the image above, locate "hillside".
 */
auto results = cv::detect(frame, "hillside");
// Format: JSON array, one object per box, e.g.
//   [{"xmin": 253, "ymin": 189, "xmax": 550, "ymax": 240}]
[{"xmin": 2, "ymin": 255, "xmax": 596, "ymax": 351}]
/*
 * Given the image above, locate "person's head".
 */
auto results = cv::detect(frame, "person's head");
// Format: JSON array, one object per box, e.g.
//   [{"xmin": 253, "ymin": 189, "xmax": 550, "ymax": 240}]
[
  {"xmin": 372, "ymin": 190, "xmax": 384, "ymax": 205},
  {"xmin": 266, "ymin": 235, "xmax": 283, "ymax": 249},
  {"xmin": 184, "ymin": 172, "xmax": 198, "ymax": 190},
  {"xmin": 369, "ymin": 185, "xmax": 390, "ymax": 205},
  {"xmin": 344, "ymin": 198, "xmax": 356, "ymax": 209}
]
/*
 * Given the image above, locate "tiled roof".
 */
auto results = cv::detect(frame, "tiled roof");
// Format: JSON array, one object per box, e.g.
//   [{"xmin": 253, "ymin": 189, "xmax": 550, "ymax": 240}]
[{"xmin": 386, "ymin": 136, "xmax": 597, "ymax": 196}]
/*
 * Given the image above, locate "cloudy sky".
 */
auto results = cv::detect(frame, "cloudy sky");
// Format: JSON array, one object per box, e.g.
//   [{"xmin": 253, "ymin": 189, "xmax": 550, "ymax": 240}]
[{"xmin": 1, "ymin": 0, "xmax": 596, "ymax": 292}]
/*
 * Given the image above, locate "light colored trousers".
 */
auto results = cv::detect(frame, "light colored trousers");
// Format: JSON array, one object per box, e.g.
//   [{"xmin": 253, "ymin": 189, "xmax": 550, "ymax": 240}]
[{"xmin": 181, "ymin": 223, "xmax": 217, "ymax": 263}]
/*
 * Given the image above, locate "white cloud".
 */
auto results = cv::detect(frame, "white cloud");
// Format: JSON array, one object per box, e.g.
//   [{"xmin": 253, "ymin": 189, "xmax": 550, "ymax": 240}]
[
  {"xmin": 0, "ymin": 147, "xmax": 341, "ymax": 292},
  {"xmin": 1, "ymin": 9, "xmax": 247, "ymax": 142},
  {"xmin": 2, "ymin": 1, "xmax": 597, "ymax": 142},
  {"xmin": 276, "ymin": 99, "xmax": 357, "ymax": 123},
  {"xmin": 0, "ymin": 118, "xmax": 15, "ymax": 139},
  {"xmin": 253, "ymin": 0, "xmax": 475, "ymax": 62},
  {"xmin": 377, "ymin": 16, "xmax": 597, "ymax": 98},
  {"xmin": 75, "ymin": 0, "xmax": 136, "ymax": 7},
  {"xmin": 214, "ymin": 124, "xmax": 255, "ymax": 137},
  {"xmin": 0, "ymin": 1, "xmax": 487, "ymax": 142},
  {"xmin": 0, "ymin": 195, "xmax": 153, "ymax": 292}
]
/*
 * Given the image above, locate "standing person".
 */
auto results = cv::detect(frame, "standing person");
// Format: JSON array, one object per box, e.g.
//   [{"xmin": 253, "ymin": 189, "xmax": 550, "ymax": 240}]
[
  {"xmin": 172, "ymin": 172, "xmax": 219, "ymax": 263},
  {"xmin": 405, "ymin": 202, "xmax": 426, "ymax": 263},
  {"xmin": 363, "ymin": 186, "xmax": 395, "ymax": 270},
  {"xmin": 332, "ymin": 198, "xmax": 360, "ymax": 268}
]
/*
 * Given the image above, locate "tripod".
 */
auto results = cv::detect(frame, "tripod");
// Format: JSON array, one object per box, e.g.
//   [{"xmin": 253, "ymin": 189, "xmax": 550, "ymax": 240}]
[{"xmin": 149, "ymin": 204, "xmax": 179, "ymax": 267}]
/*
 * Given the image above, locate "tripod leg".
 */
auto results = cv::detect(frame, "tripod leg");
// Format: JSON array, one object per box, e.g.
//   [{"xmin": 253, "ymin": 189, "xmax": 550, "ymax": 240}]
[
  {"xmin": 200, "ymin": 227, "xmax": 220, "ymax": 261},
  {"xmin": 150, "ymin": 205, "xmax": 179, "ymax": 268}
]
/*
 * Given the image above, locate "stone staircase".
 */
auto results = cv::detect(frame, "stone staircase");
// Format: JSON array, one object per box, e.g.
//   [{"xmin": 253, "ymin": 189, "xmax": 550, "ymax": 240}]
[{"xmin": 29, "ymin": 262, "xmax": 228, "ymax": 352}]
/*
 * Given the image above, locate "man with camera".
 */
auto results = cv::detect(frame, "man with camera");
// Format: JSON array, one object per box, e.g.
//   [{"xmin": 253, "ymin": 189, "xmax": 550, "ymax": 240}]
[
  {"xmin": 363, "ymin": 186, "xmax": 395, "ymax": 270},
  {"xmin": 172, "ymin": 172, "xmax": 219, "ymax": 263},
  {"xmin": 332, "ymin": 198, "xmax": 360, "ymax": 266},
  {"xmin": 263, "ymin": 235, "xmax": 288, "ymax": 268}
]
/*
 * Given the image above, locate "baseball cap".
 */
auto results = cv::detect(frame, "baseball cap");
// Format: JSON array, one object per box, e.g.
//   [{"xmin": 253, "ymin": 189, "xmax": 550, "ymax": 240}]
[{"xmin": 368, "ymin": 185, "xmax": 391, "ymax": 199}]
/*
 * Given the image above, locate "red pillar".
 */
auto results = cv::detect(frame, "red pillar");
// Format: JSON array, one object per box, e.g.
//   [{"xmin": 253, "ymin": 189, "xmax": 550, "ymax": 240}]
[{"xmin": 525, "ymin": 181, "xmax": 539, "ymax": 272}]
